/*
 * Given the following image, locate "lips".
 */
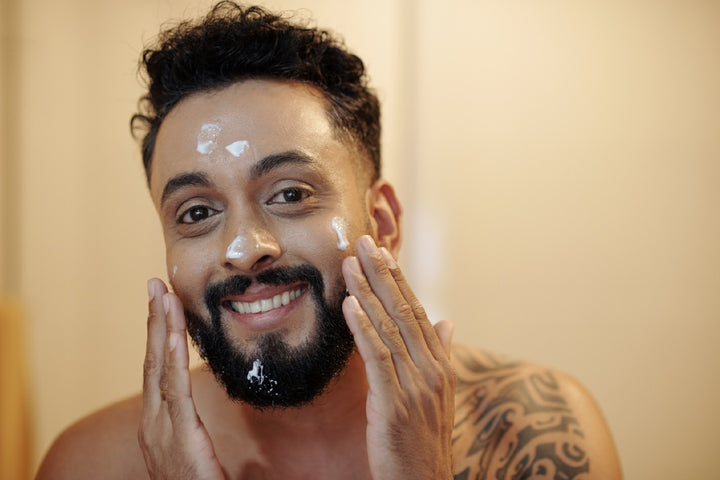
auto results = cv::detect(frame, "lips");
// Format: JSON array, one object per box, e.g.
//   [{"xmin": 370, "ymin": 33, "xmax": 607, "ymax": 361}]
[{"xmin": 228, "ymin": 286, "xmax": 307, "ymax": 314}]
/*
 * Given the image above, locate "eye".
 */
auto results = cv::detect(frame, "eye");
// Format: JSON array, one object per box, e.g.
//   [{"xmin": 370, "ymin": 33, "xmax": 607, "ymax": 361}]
[
  {"xmin": 268, "ymin": 187, "xmax": 311, "ymax": 204},
  {"xmin": 177, "ymin": 205, "xmax": 218, "ymax": 224}
]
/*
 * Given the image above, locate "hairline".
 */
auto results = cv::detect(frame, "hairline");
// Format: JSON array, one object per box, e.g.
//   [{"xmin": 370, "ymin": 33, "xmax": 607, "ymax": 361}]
[{"xmin": 145, "ymin": 78, "xmax": 376, "ymax": 187}]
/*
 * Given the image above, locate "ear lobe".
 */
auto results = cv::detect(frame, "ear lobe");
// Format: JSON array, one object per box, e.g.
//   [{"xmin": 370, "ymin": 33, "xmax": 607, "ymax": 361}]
[{"xmin": 366, "ymin": 179, "xmax": 402, "ymax": 256}]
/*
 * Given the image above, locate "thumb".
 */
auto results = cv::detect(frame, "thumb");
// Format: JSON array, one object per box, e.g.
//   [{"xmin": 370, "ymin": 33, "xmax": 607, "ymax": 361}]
[{"xmin": 433, "ymin": 320, "xmax": 454, "ymax": 359}]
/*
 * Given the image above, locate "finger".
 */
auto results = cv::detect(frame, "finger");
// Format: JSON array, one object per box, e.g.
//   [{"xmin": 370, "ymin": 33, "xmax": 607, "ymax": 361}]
[
  {"xmin": 433, "ymin": 320, "xmax": 454, "ymax": 359},
  {"xmin": 343, "ymin": 255, "xmax": 412, "ymax": 361},
  {"xmin": 342, "ymin": 294, "xmax": 401, "ymax": 396},
  {"xmin": 162, "ymin": 293, "xmax": 199, "ymax": 427},
  {"xmin": 353, "ymin": 237, "xmax": 428, "ymax": 353},
  {"xmin": 143, "ymin": 278, "xmax": 169, "ymax": 416},
  {"xmin": 377, "ymin": 245, "xmax": 450, "ymax": 363}
]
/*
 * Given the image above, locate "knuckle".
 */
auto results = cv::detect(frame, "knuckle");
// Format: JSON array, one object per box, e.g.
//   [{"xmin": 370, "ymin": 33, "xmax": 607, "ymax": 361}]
[
  {"xmin": 376, "ymin": 318, "xmax": 403, "ymax": 345},
  {"xmin": 146, "ymin": 307, "xmax": 160, "ymax": 326},
  {"xmin": 137, "ymin": 423, "xmax": 153, "ymax": 452},
  {"xmin": 391, "ymin": 302, "xmax": 415, "ymax": 322},
  {"xmin": 391, "ymin": 403, "xmax": 411, "ymax": 426},
  {"xmin": 426, "ymin": 363, "xmax": 456, "ymax": 394},
  {"xmin": 425, "ymin": 369, "xmax": 446, "ymax": 393},
  {"xmin": 369, "ymin": 343, "xmax": 393, "ymax": 364},
  {"xmin": 369, "ymin": 252, "xmax": 388, "ymax": 276},
  {"xmin": 410, "ymin": 301, "xmax": 427, "ymax": 320},
  {"xmin": 143, "ymin": 352, "xmax": 161, "ymax": 377},
  {"xmin": 356, "ymin": 277, "xmax": 375, "ymax": 298}
]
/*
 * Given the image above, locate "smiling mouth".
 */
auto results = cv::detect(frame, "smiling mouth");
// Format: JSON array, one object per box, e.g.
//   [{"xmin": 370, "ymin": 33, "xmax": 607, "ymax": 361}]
[{"xmin": 228, "ymin": 286, "xmax": 307, "ymax": 314}]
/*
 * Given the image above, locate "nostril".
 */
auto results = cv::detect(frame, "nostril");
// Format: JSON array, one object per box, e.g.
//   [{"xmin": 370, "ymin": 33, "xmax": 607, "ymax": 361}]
[{"xmin": 254, "ymin": 254, "xmax": 275, "ymax": 269}]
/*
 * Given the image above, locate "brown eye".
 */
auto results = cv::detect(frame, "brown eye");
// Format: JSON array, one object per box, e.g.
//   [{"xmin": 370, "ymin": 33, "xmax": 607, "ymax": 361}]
[
  {"xmin": 282, "ymin": 188, "xmax": 301, "ymax": 202},
  {"xmin": 269, "ymin": 187, "xmax": 310, "ymax": 204},
  {"xmin": 178, "ymin": 205, "xmax": 217, "ymax": 224}
]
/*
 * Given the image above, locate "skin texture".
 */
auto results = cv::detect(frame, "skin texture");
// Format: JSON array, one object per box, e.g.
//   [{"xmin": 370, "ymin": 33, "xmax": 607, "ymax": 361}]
[{"xmin": 36, "ymin": 79, "xmax": 623, "ymax": 480}]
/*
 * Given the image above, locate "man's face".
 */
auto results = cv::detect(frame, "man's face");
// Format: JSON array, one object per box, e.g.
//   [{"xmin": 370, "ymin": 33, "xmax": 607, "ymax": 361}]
[{"xmin": 149, "ymin": 80, "xmax": 374, "ymax": 407}]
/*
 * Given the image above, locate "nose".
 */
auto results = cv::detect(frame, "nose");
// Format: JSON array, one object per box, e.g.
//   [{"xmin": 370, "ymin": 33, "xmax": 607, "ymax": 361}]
[{"xmin": 223, "ymin": 224, "xmax": 282, "ymax": 273}]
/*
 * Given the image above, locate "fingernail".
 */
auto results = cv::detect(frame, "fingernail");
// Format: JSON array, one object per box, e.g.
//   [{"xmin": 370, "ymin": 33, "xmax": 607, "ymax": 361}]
[
  {"xmin": 147, "ymin": 279, "xmax": 156, "ymax": 300},
  {"xmin": 379, "ymin": 247, "xmax": 397, "ymax": 269},
  {"xmin": 346, "ymin": 256, "xmax": 362, "ymax": 274},
  {"xmin": 346, "ymin": 295, "xmax": 362, "ymax": 312},
  {"xmin": 358, "ymin": 235, "xmax": 376, "ymax": 253},
  {"xmin": 162, "ymin": 294, "xmax": 171, "ymax": 314},
  {"xmin": 168, "ymin": 332, "xmax": 180, "ymax": 352}
]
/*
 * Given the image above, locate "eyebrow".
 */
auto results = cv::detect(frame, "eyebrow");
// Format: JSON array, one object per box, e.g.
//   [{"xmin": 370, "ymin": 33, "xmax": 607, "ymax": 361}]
[
  {"xmin": 160, "ymin": 172, "xmax": 211, "ymax": 206},
  {"xmin": 250, "ymin": 150, "xmax": 315, "ymax": 179}
]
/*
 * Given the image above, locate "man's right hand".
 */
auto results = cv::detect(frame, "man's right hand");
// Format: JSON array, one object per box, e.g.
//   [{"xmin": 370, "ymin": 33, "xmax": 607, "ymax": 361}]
[{"xmin": 139, "ymin": 278, "xmax": 226, "ymax": 479}]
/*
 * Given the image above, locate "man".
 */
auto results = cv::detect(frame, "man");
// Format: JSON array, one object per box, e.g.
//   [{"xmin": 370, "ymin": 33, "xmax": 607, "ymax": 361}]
[{"xmin": 37, "ymin": 3, "xmax": 622, "ymax": 479}]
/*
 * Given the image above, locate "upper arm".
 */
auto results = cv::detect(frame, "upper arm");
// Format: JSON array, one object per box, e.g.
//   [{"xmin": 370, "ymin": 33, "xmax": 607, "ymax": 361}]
[
  {"xmin": 555, "ymin": 371, "xmax": 623, "ymax": 479},
  {"xmin": 451, "ymin": 347, "xmax": 622, "ymax": 479},
  {"xmin": 35, "ymin": 398, "xmax": 148, "ymax": 480},
  {"xmin": 35, "ymin": 426, "xmax": 97, "ymax": 480}
]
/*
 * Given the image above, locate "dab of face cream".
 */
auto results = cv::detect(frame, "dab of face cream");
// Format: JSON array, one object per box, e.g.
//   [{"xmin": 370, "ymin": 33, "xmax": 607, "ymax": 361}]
[
  {"xmin": 172, "ymin": 265, "xmax": 178, "ymax": 279},
  {"xmin": 197, "ymin": 123, "xmax": 221, "ymax": 154},
  {"xmin": 247, "ymin": 359, "xmax": 265, "ymax": 385},
  {"xmin": 226, "ymin": 235, "xmax": 250, "ymax": 260},
  {"xmin": 331, "ymin": 217, "xmax": 350, "ymax": 251},
  {"xmin": 225, "ymin": 140, "xmax": 249, "ymax": 157}
]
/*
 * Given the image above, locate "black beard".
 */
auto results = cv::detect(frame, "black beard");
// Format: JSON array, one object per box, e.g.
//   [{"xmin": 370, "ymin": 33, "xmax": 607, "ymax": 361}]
[{"xmin": 184, "ymin": 264, "xmax": 355, "ymax": 409}]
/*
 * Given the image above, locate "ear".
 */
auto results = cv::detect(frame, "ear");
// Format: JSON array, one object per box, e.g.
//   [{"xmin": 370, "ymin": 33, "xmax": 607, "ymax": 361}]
[{"xmin": 366, "ymin": 179, "xmax": 402, "ymax": 257}]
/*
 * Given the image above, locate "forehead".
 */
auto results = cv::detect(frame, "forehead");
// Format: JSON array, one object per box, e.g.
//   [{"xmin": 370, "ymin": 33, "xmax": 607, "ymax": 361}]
[{"xmin": 149, "ymin": 80, "xmax": 353, "ymax": 199}]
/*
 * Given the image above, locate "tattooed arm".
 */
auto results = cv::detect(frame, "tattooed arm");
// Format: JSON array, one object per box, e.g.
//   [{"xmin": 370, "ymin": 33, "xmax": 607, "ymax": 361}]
[{"xmin": 450, "ymin": 345, "xmax": 622, "ymax": 480}]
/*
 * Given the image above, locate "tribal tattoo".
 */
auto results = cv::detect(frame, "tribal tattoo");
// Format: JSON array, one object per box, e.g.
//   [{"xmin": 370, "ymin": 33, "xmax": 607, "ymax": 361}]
[{"xmin": 451, "ymin": 346, "xmax": 589, "ymax": 480}]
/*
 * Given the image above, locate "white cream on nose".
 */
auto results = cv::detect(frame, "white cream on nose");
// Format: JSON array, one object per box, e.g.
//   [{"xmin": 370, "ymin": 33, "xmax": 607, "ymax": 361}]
[{"xmin": 226, "ymin": 234, "xmax": 260, "ymax": 261}]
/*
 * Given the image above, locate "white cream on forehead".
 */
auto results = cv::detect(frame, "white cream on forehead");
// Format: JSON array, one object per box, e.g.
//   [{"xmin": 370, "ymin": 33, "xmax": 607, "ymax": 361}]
[
  {"xmin": 331, "ymin": 217, "xmax": 350, "ymax": 251},
  {"xmin": 196, "ymin": 123, "xmax": 221, "ymax": 154},
  {"xmin": 225, "ymin": 140, "xmax": 250, "ymax": 157},
  {"xmin": 172, "ymin": 265, "xmax": 178, "ymax": 279}
]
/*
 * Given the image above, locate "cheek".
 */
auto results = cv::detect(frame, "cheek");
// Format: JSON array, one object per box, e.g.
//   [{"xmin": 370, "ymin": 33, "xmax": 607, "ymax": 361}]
[
  {"xmin": 283, "ymin": 212, "xmax": 370, "ymax": 270},
  {"xmin": 165, "ymin": 243, "xmax": 215, "ymax": 310}
]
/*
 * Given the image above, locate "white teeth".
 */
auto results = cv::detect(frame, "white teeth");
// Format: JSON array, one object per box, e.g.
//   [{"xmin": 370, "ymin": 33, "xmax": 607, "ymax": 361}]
[{"xmin": 230, "ymin": 287, "xmax": 306, "ymax": 314}]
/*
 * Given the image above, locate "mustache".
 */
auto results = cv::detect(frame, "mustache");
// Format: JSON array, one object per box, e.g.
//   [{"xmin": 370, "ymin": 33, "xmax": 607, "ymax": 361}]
[{"xmin": 204, "ymin": 264, "xmax": 326, "ymax": 309}]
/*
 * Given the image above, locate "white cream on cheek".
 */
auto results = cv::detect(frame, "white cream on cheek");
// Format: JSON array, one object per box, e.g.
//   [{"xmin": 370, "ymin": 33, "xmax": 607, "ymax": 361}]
[
  {"xmin": 196, "ymin": 123, "xmax": 221, "ymax": 154},
  {"xmin": 331, "ymin": 216, "xmax": 350, "ymax": 251}
]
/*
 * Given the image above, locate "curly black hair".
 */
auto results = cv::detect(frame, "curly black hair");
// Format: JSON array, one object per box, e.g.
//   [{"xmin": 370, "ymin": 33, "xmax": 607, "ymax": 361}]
[{"xmin": 131, "ymin": 2, "xmax": 381, "ymax": 183}]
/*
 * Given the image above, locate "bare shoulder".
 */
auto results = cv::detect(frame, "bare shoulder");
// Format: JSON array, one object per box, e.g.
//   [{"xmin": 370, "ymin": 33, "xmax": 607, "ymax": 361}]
[
  {"xmin": 35, "ymin": 394, "xmax": 149, "ymax": 480},
  {"xmin": 450, "ymin": 344, "xmax": 622, "ymax": 480}
]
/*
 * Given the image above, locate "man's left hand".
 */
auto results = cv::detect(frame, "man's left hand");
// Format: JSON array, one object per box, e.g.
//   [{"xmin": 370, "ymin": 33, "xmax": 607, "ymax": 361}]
[{"xmin": 342, "ymin": 235, "xmax": 456, "ymax": 480}]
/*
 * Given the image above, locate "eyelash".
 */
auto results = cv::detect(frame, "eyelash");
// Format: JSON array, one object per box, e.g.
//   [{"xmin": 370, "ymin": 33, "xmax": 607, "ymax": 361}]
[
  {"xmin": 177, "ymin": 205, "xmax": 219, "ymax": 224},
  {"xmin": 267, "ymin": 187, "xmax": 312, "ymax": 205},
  {"xmin": 174, "ymin": 186, "xmax": 313, "ymax": 226}
]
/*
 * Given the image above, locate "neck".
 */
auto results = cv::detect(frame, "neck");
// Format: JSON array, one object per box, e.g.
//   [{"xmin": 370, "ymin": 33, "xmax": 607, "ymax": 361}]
[{"xmin": 193, "ymin": 351, "xmax": 372, "ymax": 478}]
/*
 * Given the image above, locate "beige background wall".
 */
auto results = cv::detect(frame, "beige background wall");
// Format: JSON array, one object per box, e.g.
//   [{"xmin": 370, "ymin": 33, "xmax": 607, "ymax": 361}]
[{"xmin": 1, "ymin": 1, "xmax": 718, "ymax": 479}]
